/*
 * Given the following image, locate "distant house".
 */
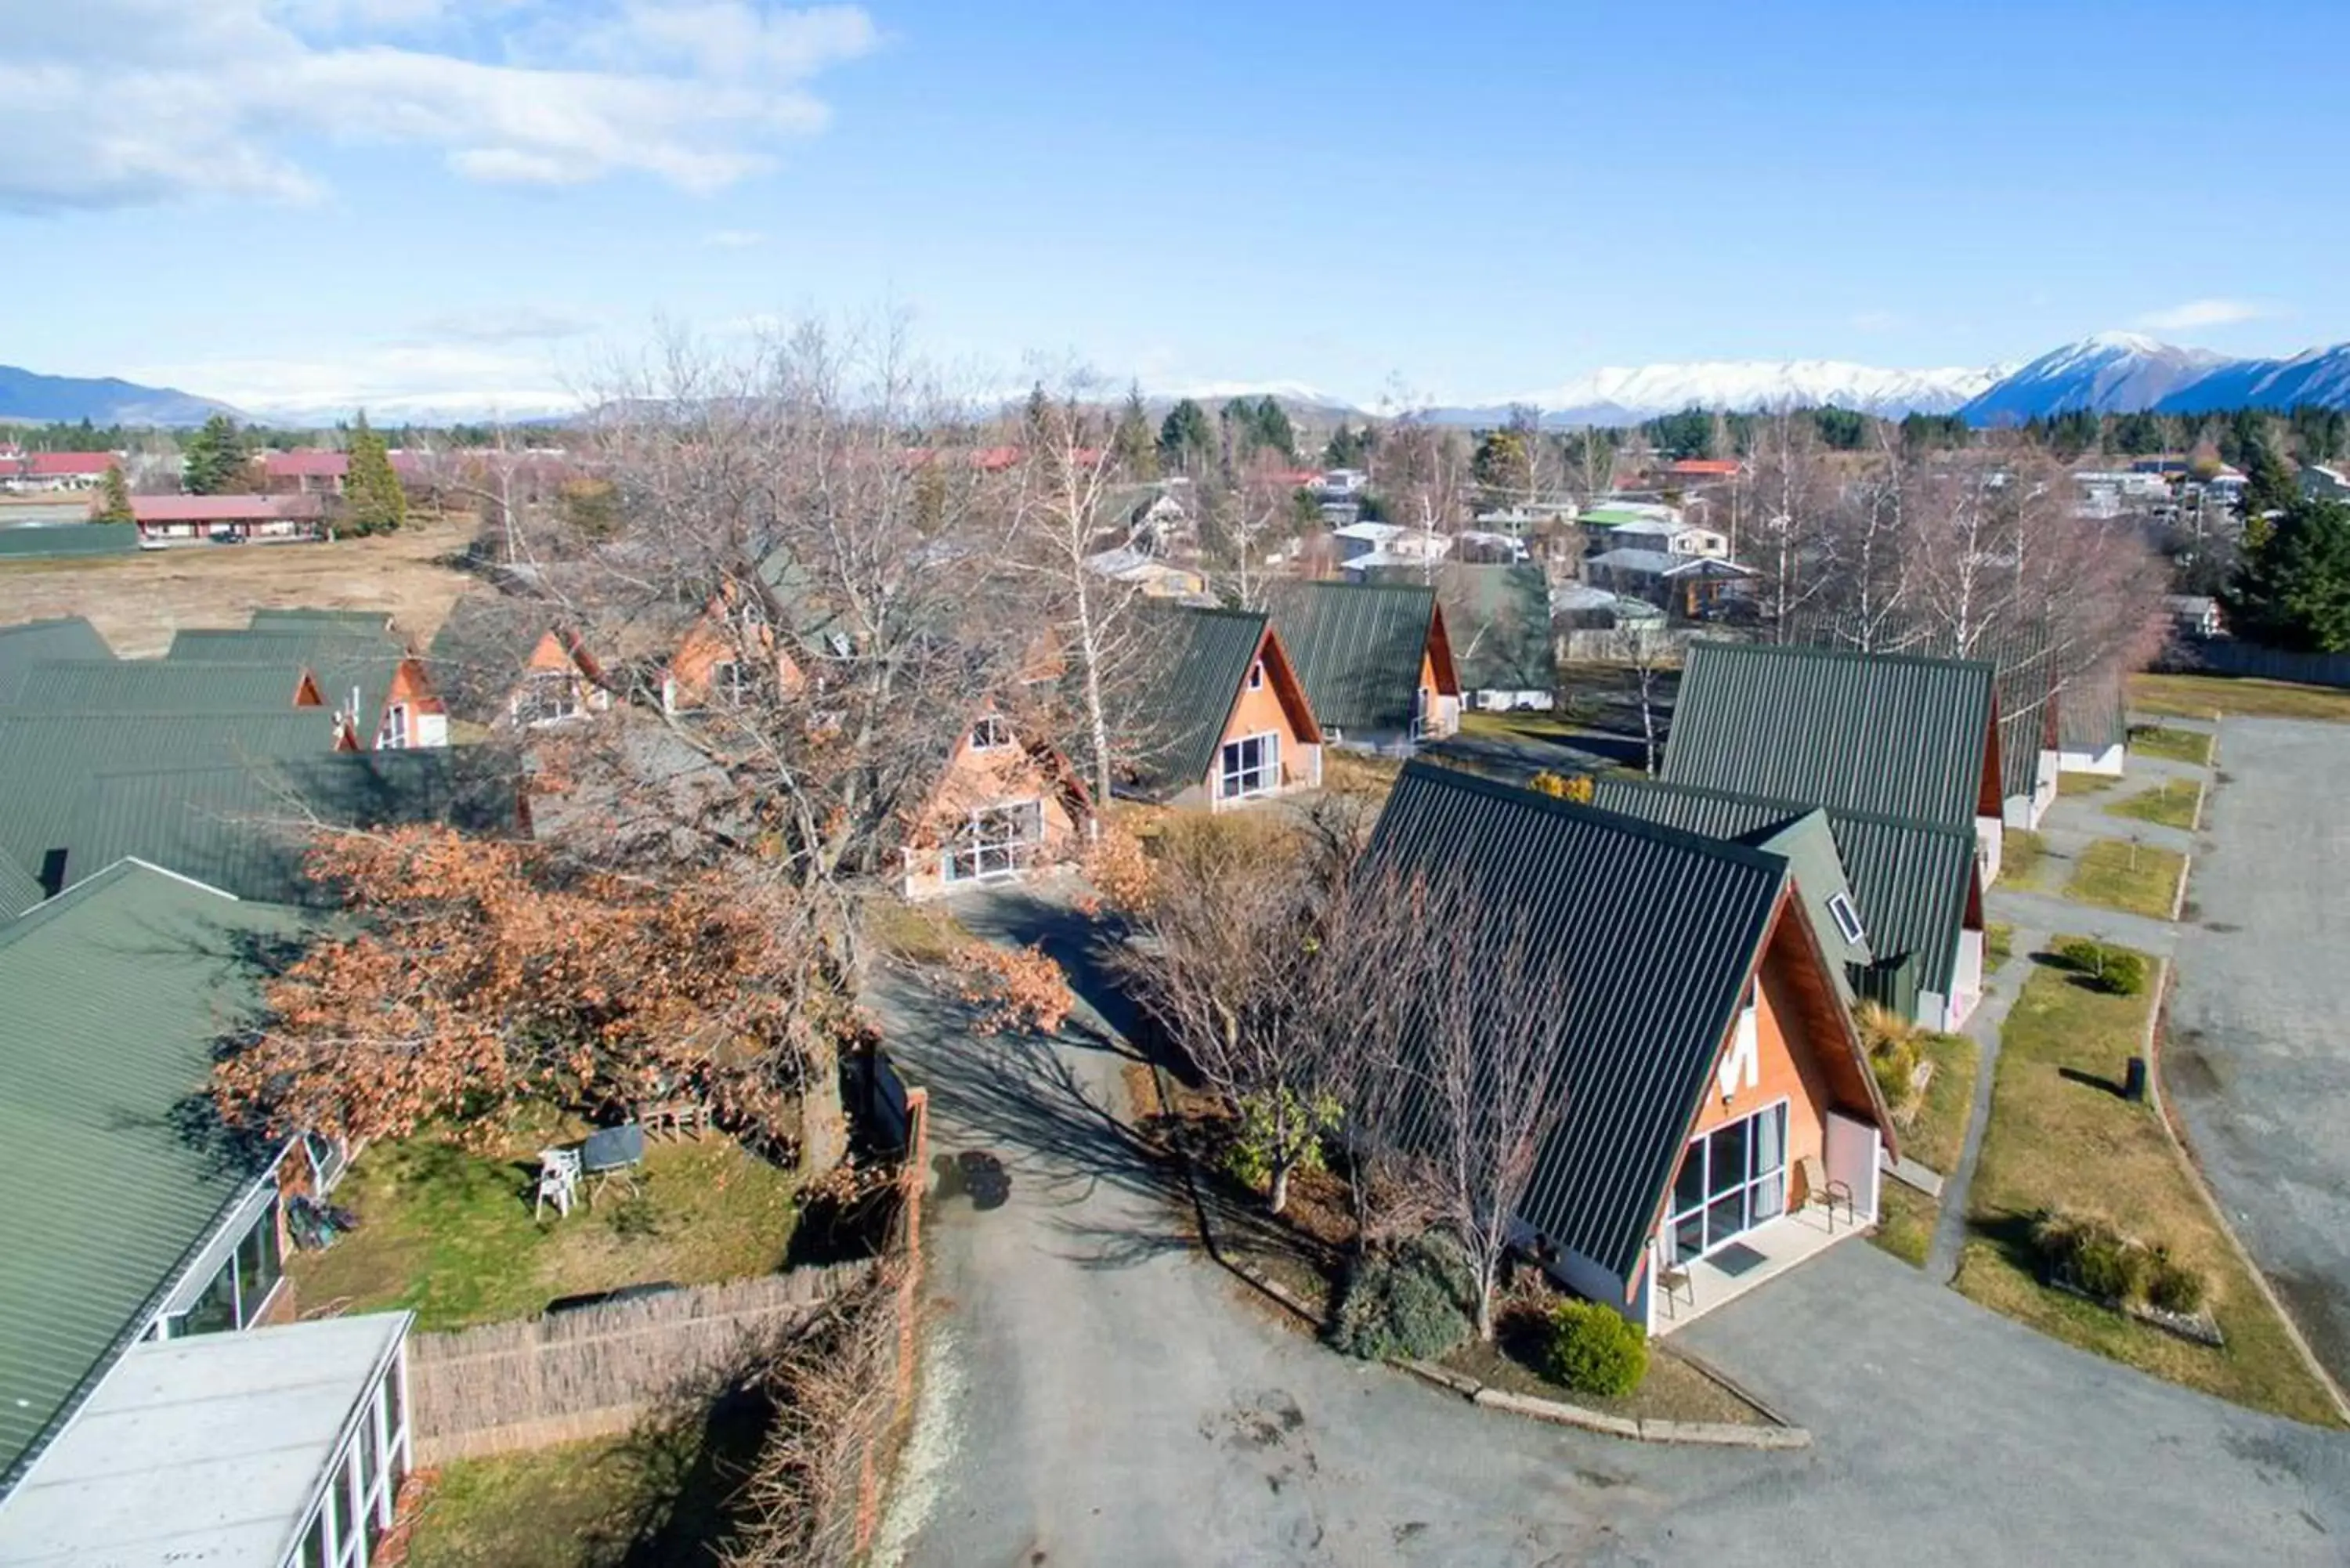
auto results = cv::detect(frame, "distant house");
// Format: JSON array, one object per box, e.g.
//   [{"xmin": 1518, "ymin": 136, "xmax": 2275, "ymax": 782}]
[
  {"xmin": 258, "ymin": 448, "xmax": 427, "ymax": 497},
  {"xmin": 428, "ymin": 594, "xmax": 613, "ymax": 730},
  {"xmin": 0, "ymin": 451, "xmax": 116, "ymax": 492},
  {"xmin": 1361, "ymin": 763, "xmax": 1896, "ymax": 1331},
  {"xmin": 1262, "ymin": 580, "xmax": 1460, "ymax": 754},
  {"xmin": 660, "ymin": 584, "xmax": 807, "ymax": 715},
  {"xmin": 1663, "ymin": 641, "xmax": 2012, "ymax": 883},
  {"xmin": 1114, "ymin": 605, "xmax": 1322, "ymax": 808},
  {"xmin": 2166, "ymin": 594, "xmax": 2224, "ymax": 641},
  {"xmin": 0, "ymin": 862, "xmax": 412, "ymax": 1564},
  {"xmin": 1333, "ymin": 522, "xmax": 1451, "ymax": 577},
  {"xmin": 130, "ymin": 494, "xmax": 324, "ymax": 546},
  {"xmin": 2301, "ymin": 464, "xmax": 2350, "ymax": 503},
  {"xmin": 1583, "ymin": 549, "xmax": 1755, "ymax": 618},
  {"xmin": 1591, "ymin": 775, "xmax": 1988, "ymax": 1031},
  {"xmin": 1659, "ymin": 458, "xmax": 1743, "ymax": 485},
  {"xmin": 1082, "ymin": 546, "xmax": 1208, "ymax": 601},
  {"xmin": 1584, "ymin": 510, "xmax": 1730, "ymax": 560},
  {"xmin": 900, "ymin": 709, "xmax": 1092, "ymax": 900}
]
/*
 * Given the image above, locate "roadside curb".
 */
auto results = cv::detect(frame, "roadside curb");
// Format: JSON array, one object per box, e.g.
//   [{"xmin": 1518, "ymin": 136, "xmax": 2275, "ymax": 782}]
[
  {"xmin": 1394, "ymin": 1360, "xmax": 1813, "ymax": 1450},
  {"xmin": 2146, "ymin": 957, "xmax": 2350, "ymax": 1427}
]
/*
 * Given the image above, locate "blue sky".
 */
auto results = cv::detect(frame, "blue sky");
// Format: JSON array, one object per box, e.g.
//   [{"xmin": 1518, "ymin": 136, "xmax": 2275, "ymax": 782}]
[{"xmin": 6, "ymin": 0, "xmax": 2347, "ymax": 417}]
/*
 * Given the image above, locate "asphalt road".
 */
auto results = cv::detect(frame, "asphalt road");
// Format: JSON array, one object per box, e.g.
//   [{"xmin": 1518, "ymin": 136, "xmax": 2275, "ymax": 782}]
[
  {"xmin": 878, "ymin": 887, "xmax": 2350, "ymax": 1567},
  {"xmin": 2171, "ymin": 717, "xmax": 2350, "ymax": 1388}
]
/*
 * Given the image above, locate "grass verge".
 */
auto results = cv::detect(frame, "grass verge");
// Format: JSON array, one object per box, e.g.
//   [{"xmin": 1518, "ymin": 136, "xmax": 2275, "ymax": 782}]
[
  {"xmin": 1956, "ymin": 945, "xmax": 2341, "ymax": 1425},
  {"xmin": 1986, "ymin": 922, "xmax": 2014, "ymax": 972},
  {"xmin": 2063, "ymin": 839, "xmax": 2186, "ymax": 921},
  {"xmin": 2131, "ymin": 671, "xmax": 2350, "ymax": 725},
  {"xmin": 1871, "ymin": 1182, "xmax": 1937, "ymax": 1268},
  {"xmin": 1441, "ymin": 1308, "xmax": 1766, "ymax": 1426},
  {"xmin": 2059, "ymin": 771, "xmax": 2117, "ymax": 797},
  {"xmin": 289, "ymin": 1131, "xmax": 801, "ymax": 1331},
  {"xmin": 2131, "ymin": 724, "xmax": 2217, "ymax": 767},
  {"xmin": 2000, "ymin": 829, "xmax": 2051, "ymax": 891},
  {"xmin": 862, "ymin": 898, "xmax": 976, "ymax": 966},
  {"xmin": 1869, "ymin": 1030, "xmax": 1976, "ymax": 1270},
  {"xmin": 2106, "ymin": 779, "xmax": 2203, "ymax": 833}
]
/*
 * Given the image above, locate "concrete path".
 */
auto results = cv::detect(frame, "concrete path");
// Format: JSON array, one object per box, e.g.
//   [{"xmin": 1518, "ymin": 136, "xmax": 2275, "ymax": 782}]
[
  {"xmin": 1922, "ymin": 919, "xmax": 2042, "ymax": 1281},
  {"xmin": 2170, "ymin": 717, "xmax": 2350, "ymax": 1389},
  {"xmin": 875, "ymin": 887, "xmax": 2350, "ymax": 1566}
]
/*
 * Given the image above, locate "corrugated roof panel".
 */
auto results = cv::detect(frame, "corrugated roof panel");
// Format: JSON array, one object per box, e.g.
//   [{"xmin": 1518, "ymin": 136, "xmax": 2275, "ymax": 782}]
[
  {"xmin": 1115, "ymin": 606, "xmax": 1268, "ymax": 800},
  {"xmin": 0, "ymin": 618, "xmax": 114, "ymax": 703},
  {"xmin": 1662, "ymin": 641, "xmax": 1998, "ymax": 829},
  {"xmin": 1362, "ymin": 763, "xmax": 1787, "ymax": 1281},
  {"xmin": 0, "ymin": 862, "xmax": 305, "ymax": 1485},
  {"xmin": 9, "ymin": 660, "xmax": 313, "ymax": 715},
  {"xmin": 1263, "ymin": 581, "xmax": 1434, "ymax": 735}
]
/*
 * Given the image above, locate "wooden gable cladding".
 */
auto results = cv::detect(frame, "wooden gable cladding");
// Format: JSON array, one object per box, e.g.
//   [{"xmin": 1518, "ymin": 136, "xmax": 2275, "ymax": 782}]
[{"xmin": 663, "ymin": 592, "xmax": 806, "ymax": 712}]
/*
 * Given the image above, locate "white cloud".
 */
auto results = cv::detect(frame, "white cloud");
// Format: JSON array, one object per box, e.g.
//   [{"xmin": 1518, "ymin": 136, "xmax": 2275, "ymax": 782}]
[
  {"xmin": 703, "ymin": 228, "xmax": 767, "ymax": 247},
  {"xmin": 125, "ymin": 341, "xmax": 581, "ymax": 421},
  {"xmin": 2134, "ymin": 298, "xmax": 2272, "ymax": 332},
  {"xmin": 414, "ymin": 305, "xmax": 601, "ymax": 343},
  {"xmin": 0, "ymin": 0, "xmax": 880, "ymax": 212}
]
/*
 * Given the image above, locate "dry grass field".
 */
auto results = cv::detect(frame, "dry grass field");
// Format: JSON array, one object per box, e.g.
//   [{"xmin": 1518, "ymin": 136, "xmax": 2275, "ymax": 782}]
[{"xmin": 0, "ymin": 511, "xmax": 479, "ymax": 655}]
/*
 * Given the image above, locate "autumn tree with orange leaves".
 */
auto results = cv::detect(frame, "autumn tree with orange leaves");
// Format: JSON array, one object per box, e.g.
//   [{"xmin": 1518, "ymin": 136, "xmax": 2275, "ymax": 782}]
[{"xmin": 212, "ymin": 826, "xmax": 853, "ymax": 1171}]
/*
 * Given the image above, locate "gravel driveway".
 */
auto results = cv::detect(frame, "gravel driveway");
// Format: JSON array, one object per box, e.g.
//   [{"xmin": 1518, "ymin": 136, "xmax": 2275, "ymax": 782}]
[{"xmin": 2170, "ymin": 717, "xmax": 2350, "ymax": 1387}]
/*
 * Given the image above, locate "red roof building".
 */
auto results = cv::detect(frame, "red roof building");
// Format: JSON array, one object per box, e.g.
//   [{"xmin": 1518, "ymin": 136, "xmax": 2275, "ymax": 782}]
[
  {"xmin": 1664, "ymin": 458, "xmax": 1743, "ymax": 480},
  {"xmin": 0, "ymin": 451, "xmax": 120, "ymax": 491},
  {"xmin": 129, "ymin": 494, "xmax": 325, "ymax": 544},
  {"xmin": 260, "ymin": 449, "xmax": 427, "ymax": 494}
]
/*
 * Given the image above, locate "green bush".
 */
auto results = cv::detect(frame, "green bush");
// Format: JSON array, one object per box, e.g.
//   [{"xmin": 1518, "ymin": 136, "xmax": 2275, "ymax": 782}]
[
  {"xmin": 2055, "ymin": 939, "xmax": 2149, "ymax": 996},
  {"xmin": 1541, "ymin": 1299, "xmax": 1648, "ymax": 1397},
  {"xmin": 1869, "ymin": 1035, "xmax": 1918, "ymax": 1111},
  {"xmin": 1328, "ymin": 1232, "xmax": 1474, "ymax": 1362},
  {"xmin": 2033, "ymin": 1209, "xmax": 2152, "ymax": 1303},
  {"xmin": 2056, "ymin": 938, "xmax": 2104, "ymax": 973},
  {"xmin": 2147, "ymin": 1251, "xmax": 2208, "ymax": 1315}
]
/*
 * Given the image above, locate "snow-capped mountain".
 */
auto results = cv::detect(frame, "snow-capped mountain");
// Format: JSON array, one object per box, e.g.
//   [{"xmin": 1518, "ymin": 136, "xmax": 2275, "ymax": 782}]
[
  {"xmin": 1425, "ymin": 359, "xmax": 2000, "ymax": 428},
  {"xmin": 1958, "ymin": 332, "xmax": 2233, "ymax": 425},
  {"xmin": 2151, "ymin": 343, "xmax": 2350, "ymax": 417}
]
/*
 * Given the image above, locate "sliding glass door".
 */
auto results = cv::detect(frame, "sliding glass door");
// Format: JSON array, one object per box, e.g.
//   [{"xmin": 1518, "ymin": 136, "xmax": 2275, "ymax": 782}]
[{"xmin": 1665, "ymin": 1102, "xmax": 1787, "ymax": 1263}]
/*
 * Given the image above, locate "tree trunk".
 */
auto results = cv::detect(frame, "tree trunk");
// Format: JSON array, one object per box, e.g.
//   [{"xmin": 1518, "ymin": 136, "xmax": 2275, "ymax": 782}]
[
  {"xmin": 1267, "ymin": 1159, "xmax": 1292, "ymax": 1216},
  {"xmin": 1474, "ymin": 1278, "xmax": 1498, "ymax": 1342},
  {"xmin": 797, "ymin": 1032, "xmax": 850, "ymax": 1178}
]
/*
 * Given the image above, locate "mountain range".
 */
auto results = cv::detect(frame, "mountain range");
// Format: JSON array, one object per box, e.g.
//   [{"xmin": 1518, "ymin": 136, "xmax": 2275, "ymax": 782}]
[
  {"xmin": 0, "ymin": 364, "xmax": 237, "ymax": 428},
  {"xmin": 15, "ymin": 333, "xmax": 2350, "ymax": 431}
]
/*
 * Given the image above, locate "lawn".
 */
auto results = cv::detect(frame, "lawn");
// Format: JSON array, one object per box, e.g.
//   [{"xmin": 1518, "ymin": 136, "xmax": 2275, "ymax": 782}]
[
  {"xmin": 1955, "ymin": 944, "xmax": 2341, "ymax": 1425},
  {"xmin": 2063, "ymin": 839, "xmax": 2186, "ymax": 921},
  {"xmin": 289, "ymin": 1131, "xmax": 801, "ymax": 1331},
  {"xmin": 2131, "ymin": 724, "xmax": 2217, "ymax": 767},
  {"xmin": 0, "ymin": 509, "xmax": 477, "ymax": 656},
  {"xmin": 1441, "ymin": 1314, "xmax": 1767, "ymax": 1426},
  {"xmin": 2058, "ymin": 771, "xmax": 2117, "ymax": 797},
  {"xmin": 401, "ymin": 1395, "xmax": 772, "ymax": 1568},
  {"xmin": 1871, "ymin": 1181, "xmax": 1938, "ymax": 1268},
  {"xmin": 862, "ymin": 897, "xmax": 976, "ymax": 966},
  {"xmin": 1867, "ymin": 1029, "xmax": 1976, "ymax": 1270},
  {"xmin": 1455, "ymin": 709, "xmax": 1580, "ymax": 746},
  {"xmin": 1986, "ymin": 922, "xmax": 2015, "ymax": 973},
  {"xmin": 2106, "ymin": 779, "xmax": 2204, "ymax": 833},
  {"xmin": 2131, "ymin": 670, "xmax": 2350, "ymax": 725},
  {"xmin": 1999, "ymin": 829, "xmax": 2052, "ymax": 891},
  {"xmin": 1320, "ymin": 748, "xmax": 1403, "ymax": 801}
]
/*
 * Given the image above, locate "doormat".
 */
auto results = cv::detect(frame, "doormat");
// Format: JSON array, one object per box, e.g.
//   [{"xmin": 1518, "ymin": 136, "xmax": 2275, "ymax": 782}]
[{"xmin": 1711, "ymin": 1241, "xmax": 1769, "ymax": 1277}]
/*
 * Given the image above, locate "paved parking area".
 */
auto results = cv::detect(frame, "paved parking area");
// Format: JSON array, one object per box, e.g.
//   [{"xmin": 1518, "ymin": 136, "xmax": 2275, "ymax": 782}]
[
  {"xmin": 879, "ymin": 888, "xmax": 2350, "ymax": 1567},
  {"xmin": 2171, "ymin": 717, "xmax": 2350, "ymax": 1387}
]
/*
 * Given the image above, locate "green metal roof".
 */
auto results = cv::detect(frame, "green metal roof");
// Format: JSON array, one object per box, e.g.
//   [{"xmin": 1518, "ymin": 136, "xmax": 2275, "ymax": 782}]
[
  {"xmin": 59, "ymin": 751, "xmax": 526, "ymax": 905},
  {"xmin": 1363, "ymin": 761, "xmax": 1791, "ymax": 1282},
  {"xmin": 0, "ymin": 524, "xmax": 137, "ymax": 560},
  {"xmin": 1263, "ymin": 580, "xmax": 1441, "ymax": 736},
  {"xmin": 0, "ymin": 618, "xmax": 114, "ymax": 703},
  {"xmin": 1662, "ymin": 641, "xmax": 1998, "ymax": 830},
  {"xmin": 165, "ymin": 629, "xmax": 408, "ymax": 737},
  {"xmin": 7, "ymin": 660, "xmax": 316, "ymax": 716},
  {"xmin": 1114, "ymin": 605, "xmax": 1272, "ymax": 801},
  {"xmin": 1589, "ymin": 774, "xmax": 1976, "ymax": 1012},
  {"xmin": 0, "ymin": 861, "xmax": 306, "ymax": 1486},
  {"xmin": 1370, "ymin": 563, "xmax": 1551, "ymax": 694},
  {"xmin": 0, "ymin": 710, "xmax": 354, "ymax": 876},
  {"xmin": 426, "ymin": 594, "xmax": 573, "ymax": 725},
  {"xmin": 0, "ymin": 846, "xmax": 42, "ymax": 919},
  {"xmin": 245, "ymin": 608, "xmax": 398, "ymax": 637}
]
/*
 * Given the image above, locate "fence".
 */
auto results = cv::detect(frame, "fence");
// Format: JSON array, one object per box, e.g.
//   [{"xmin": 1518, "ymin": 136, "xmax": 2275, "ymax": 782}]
[
  {"xmin": 1557, "ymin": 627, "xmax": 1704, "ymax": 664},
  {"xmin": 2160, "ymin": 639, "xmax": 2350, "ymax": 689},
  {"xmin": 409, "ymin": 1262, "xmax": 873, "ymax": 1464}
]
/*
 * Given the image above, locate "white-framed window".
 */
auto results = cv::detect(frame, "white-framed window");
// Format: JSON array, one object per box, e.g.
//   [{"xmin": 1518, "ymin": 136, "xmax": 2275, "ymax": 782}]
[
  {"xmin": 1665, "ymin": 1100, "xmax": 1788, "ymax": 1263},
  {"xmin": 158, "ymin": 1195, "xmax": 284, "ymax": 1338},
  {"xmin": 970, "ymin": 714, "xmax": 1011, "ymax": 752},
  {"xmin": 943, "ymin": 800, "xmax": 1043, "ymax": 883},
  {"xmin": 709, "ymin": 659, "xmax": 750, "ymax": 708},
  {"xmin": 1246, "ymin": 659, "xmax": 1266, "ymax": 691},
  {"xmin": 1219, "ymin": 732, "xmax": 1279, "ymax": 800},
  {"xmin": 513, "ymin": 670, "xmax": 580, "ymax": 727},
  {"xmin": 1826, "ymin": 891, "xmax": 1867, "ymax": 945},
  {"xmin": 375, "ymin": 703, "xmax": 408, "ymax": 750}
]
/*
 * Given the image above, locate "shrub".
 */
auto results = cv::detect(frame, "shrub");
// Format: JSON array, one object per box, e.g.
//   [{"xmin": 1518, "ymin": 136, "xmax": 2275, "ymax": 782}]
[
  {"xmin": 2147, "ymin": 1250, "xmax": 2208, "ymax": 1315},
  {"xmin": 1329, "ymin": 1232, "xmax": 1474, "ymax": 1362},
  {"xmin": 2055, "ymin": 938, "xmax": 2149, "ymax": 996},
  {"xmin": 1855, "ymin": 1001, "xmax": 1922, "ymax": 1112},
  {"xmin": 1541, "ymin": 1299, "xmax": 1648, "ymax": 1398},
  {"xmin": 2033, "ymin": 1209, "xmax": 2152, "ymax": 1304},
  {"xmin": 1222, "ymin": 1087, "xmax": 1341, "ymax": 1194},
  {"xmin": 2056, "ymin": 937, "xmax": 2105, "ymax": 974}
]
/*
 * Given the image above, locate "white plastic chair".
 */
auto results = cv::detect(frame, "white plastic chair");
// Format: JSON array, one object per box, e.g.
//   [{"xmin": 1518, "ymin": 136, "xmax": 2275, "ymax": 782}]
[{"xmin": 534, "ymin": 1147, "xmax": 582, "ymax": 1219}]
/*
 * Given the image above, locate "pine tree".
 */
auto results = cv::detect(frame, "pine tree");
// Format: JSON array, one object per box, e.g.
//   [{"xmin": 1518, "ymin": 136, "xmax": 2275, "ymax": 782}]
[
  {"xmin": 1111, "ymin": 384, "xmax": 1159, "ymax": 479},
  {"xmin": 342, "ymin": 412, "xmax": 407, "ymax": 536},
  {"xmin": 1158, "ymin": 398, "xmax": 1215, "ymax": 476},
  {"xmin": 94, "ymin": 462, "xmax": 134, "ymax": 524},
  {"xmin": 180, "ymin": 414, "xmax": 248, "ymax": 495},
  {"xmin": 2225, "ymin": 497, "xmax": 2350, "ymax": 652},
  {"xmin": 2240, "ymin": 431, "xmax": 2298, "ymax": 518},
  {"xmin": 1253, "ymin": 396, "xmax": 1296, "ymax": 461}
]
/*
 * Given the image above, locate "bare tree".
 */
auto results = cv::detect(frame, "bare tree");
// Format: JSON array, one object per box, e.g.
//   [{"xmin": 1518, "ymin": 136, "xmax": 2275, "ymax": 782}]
[{"xmin": 1740, "ymin": 406, "xmax": 1837, "ymax": 643}]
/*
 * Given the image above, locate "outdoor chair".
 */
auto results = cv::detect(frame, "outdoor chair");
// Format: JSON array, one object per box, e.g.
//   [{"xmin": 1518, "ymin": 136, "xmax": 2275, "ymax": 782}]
[
  {"xmin": 1797, "ymin": 1154, "xmax": 1854, "ymax": 1231},
  {"xmin": 1657, "ymin": 1260, "xmax": 1695, "ymax": 1320},
  {"xmin": 533, "ymin": 1147, "xmax": 582, "ymax": 1219}
]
